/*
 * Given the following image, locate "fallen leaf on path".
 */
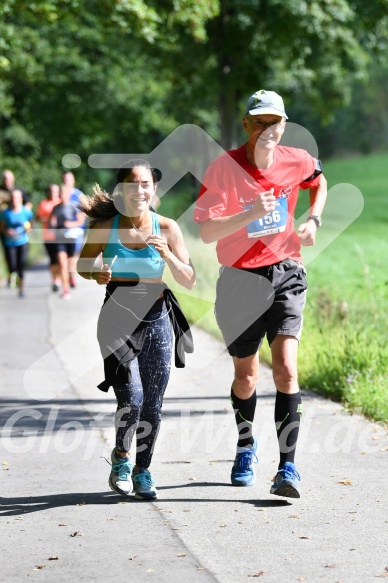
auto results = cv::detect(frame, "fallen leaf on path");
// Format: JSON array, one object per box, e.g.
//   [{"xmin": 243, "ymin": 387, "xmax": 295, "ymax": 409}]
[
  {"xmin": 297, "ymin": 578, "xmax": 306, "ymax": 581},
  {"xmin": 70, "ymin": 531, "xmax": 84, "ymax": 537},
  {"xmin": 33, "ymin": 565, "xmax": 45, "ymax": 570},
  {"xmin": 177, "ymin": 554, "xmax": 186, "ymax": 557},
  {"xmin": 248, "ymin": 571, "xmax": 267, "ymax": 577},
  {"xmin": 289, "ymin": 515, "xmax": 300, "ymax": 519},
  {"xmin": 298, "ymin": 535, "xmax": 310, "ymax": 539},
  {"xmin": 338, "ymin": 479, "xmax": 352, "ymax": 485},
  {"xmin": 146, "ymin": 569, "xmax": 154, "ymax": 573},
  {"xmin": 325, "ymin": 564, "xmax": 336, "ymax": 568},
  {"xmin": 48, "ymin": 556, "xmax": 59, "ymax": 560},
  {"xmin": 58, "ymin": 524, "xmax": 67, "ymax": 526},
  {"xmin": 197, "ymin": 567, "xmax": 205, "ymax": 570},
  {"xmin": 2, "ymin": 461, "xmax": 9, "ymax": 465}
]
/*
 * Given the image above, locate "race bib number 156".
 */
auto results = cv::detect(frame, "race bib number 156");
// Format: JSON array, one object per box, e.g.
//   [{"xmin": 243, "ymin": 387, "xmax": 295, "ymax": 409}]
[{"xmin": 244, "ymin": 196, "xmax": 288, "ymax": 238}]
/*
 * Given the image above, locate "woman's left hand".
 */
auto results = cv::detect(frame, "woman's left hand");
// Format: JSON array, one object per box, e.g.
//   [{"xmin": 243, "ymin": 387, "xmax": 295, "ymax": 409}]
[{"xmin": 146, "ymin": 235, "xmax": 171, "ymax": 259}]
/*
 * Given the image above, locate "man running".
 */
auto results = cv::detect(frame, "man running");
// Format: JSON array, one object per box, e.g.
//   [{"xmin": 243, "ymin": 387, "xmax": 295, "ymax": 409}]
[{"xmin": 194, "ymin": 89, "xmax": 327, "ymax": 498}]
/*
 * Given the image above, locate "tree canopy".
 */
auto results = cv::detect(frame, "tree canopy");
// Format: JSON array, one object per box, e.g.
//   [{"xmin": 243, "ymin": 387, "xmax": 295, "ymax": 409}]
[{"xmin": 0, "ymin": 0, "xmax": 387, "ymax": 195}]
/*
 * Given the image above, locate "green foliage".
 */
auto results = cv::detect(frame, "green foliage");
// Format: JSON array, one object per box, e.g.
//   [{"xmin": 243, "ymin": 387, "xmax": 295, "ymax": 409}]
[
  {"xmin": 1, "ymin": 0, "xmax": 388, "ymax": 183},
  {"xmin": 0, "ymin": 0, "xmax": 220, "ymax": 199},
  {"xmin": 153, "ymin": 0, "xmax": 388, "ymax": 147}
]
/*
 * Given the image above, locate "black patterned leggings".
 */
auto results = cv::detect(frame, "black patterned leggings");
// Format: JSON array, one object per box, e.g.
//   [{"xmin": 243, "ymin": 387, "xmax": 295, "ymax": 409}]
[{"xmin": 113, "ymin": 302, "xmax": 173, "ymax": 468}]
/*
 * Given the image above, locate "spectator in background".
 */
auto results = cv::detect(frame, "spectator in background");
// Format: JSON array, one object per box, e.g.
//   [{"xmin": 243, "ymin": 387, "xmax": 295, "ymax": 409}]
[
  {"xmin": 49, "ymin": 185, "xmax": 85, "ymax": 300},
  {"xmin": 36, "ymin": 184, "xmax": 61, "ymax": 292},
  {"xmin": 0, "ymin": 170, "xmax": 32, "ymax": 210},
  {"xmin": 62, "ymin": 171, "xmax": 85, "ymax": 288},
  {"xmin": 0, "ymin": 188, "xmax": 33, "ymax": 297},
  {"xmin": 62, "ymin": 171, "xmax": 83, "ymax": 206}
]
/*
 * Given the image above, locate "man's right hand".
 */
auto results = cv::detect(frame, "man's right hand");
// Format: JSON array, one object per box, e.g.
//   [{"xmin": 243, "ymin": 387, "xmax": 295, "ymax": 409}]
[
  {"xmin": 251, "ymin": 188, "xmax": 276, "ymax": 219},
  {"xmin": 199, "ymin": 188, "xmax": 277, "ymax": 244}
]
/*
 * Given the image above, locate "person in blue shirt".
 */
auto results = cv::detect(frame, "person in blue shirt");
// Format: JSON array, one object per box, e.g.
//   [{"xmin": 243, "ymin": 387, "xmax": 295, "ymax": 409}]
[
  {"xmin": 77, "ymin": 159, "xmax": 195, "ymax": 501},
  {"xmin": 0, "ymin": 188, "xmax": 33, "ymax": 297}
]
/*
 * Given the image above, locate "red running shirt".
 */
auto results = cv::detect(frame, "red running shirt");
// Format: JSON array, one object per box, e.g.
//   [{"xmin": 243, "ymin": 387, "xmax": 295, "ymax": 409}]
[{"xmin": 194, "ymin": 144, "xmax": 322, "ymax": 268}]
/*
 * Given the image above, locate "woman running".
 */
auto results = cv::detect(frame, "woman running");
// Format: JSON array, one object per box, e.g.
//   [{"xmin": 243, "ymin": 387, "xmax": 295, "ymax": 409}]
[
  {"xmin": 77, "ymin": 159, "xmax": 195, "ymax": 500},
  {"xmin": 0, "ymin": 188, "xmax": 33, "ymax": 297}
]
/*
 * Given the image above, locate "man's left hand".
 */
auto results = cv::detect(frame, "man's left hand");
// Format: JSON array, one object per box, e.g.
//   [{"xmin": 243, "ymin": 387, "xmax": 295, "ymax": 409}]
[{"xmin": 297, "ymin": 221, "xmax": 317, "ymax": 246}]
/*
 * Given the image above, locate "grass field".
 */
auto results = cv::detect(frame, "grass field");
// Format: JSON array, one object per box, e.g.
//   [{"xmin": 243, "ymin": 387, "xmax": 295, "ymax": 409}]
[{"xmin": 163, "ymin": 151, "xmax": 388, "ymax": 422}]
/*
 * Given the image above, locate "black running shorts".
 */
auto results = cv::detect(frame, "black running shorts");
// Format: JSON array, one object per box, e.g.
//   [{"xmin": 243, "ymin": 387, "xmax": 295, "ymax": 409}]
[
  {"xmin": 214, "ymin": 259, "xmax": 308, "ymax": 358},
  {"xmin": 54, "ymin": 242, "xmax": 76, "ymax": 257}
]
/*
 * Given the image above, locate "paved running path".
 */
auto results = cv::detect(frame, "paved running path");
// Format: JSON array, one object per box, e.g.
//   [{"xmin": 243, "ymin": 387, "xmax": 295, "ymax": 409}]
[{"xmin": 1, "ymin": 265, "xmax": 387, "ymax": 582}]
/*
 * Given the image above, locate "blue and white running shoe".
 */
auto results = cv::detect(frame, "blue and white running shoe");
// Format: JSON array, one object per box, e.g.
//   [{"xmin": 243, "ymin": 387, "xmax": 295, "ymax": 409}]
[
  {"xmin": 270, "ymin": 461, "xmax": 301, "ymax": 498},
  {"xmin": 231, "ymin": 437, "xmax": 258, "ymax": 487}
]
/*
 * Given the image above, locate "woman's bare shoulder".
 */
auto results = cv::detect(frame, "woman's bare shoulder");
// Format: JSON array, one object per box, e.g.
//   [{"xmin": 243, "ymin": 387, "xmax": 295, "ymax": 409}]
[
  {"xmin": 157, "ymin": 214, "xmax": 177, "ymax": 231},
  {"xmin": 91, "ymin": 216, "xmax": 115, "ymax": 229}
]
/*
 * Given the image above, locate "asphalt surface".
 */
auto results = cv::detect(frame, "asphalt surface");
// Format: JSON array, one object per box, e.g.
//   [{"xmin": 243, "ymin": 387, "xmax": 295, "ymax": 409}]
[{"xmin": 0, "ymin": 264, "xmax": 387, "ymax": 583}]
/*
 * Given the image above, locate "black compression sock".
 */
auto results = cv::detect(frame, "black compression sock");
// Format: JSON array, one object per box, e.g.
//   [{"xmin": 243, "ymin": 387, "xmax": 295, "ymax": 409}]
[
  {"xmin": 275, "ymin": 391, "xmax": 302, "ymax": 469},
  {"xmin": 231, "ymin": 388, "xmax": 257, "ymax": 448}
]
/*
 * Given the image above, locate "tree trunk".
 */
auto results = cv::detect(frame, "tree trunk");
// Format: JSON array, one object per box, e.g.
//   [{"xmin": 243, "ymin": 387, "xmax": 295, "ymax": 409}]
[
  {"xmin": 213, "ymin": 1, "xmax": 239, "ymax": 151},
  {"xmin": 219, "ymin": 89, "xmax": 238, "ymax": 151}
]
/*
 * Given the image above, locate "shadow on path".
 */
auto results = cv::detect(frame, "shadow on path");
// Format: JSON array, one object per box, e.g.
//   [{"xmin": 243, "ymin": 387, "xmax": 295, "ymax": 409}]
[{"xmin": 0, "ymin": 483, "xmax": 291, "ymax": 516}]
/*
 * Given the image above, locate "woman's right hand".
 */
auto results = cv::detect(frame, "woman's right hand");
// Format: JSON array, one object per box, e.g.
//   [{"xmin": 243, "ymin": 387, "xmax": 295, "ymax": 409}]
[{"xmin": 91, "ymin": 264, "xmax": 111, "ymax": 285}]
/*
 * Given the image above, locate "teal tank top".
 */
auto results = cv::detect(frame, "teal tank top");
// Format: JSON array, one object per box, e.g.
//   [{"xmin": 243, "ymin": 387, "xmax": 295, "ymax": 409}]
[{"xmin": 103, "ymin": 213, "xmax": 166, "ymax": 278}]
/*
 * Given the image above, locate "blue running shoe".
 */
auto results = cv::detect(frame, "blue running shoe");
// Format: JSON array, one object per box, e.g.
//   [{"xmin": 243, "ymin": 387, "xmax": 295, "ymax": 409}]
[
  {"xmin": 108, "ymin": 449, "xmax": 133, "ymax": 496},
  {"xmin": 231, "ymin": 437, "xmax": 258, "ymax": 487},
  {"xmin": 132, "ymin": 467, "xmax": 157, "ymax": 500},
  {"xmin": 270, "ymin": 461, "xmax": 301, "ymax": 498}
]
